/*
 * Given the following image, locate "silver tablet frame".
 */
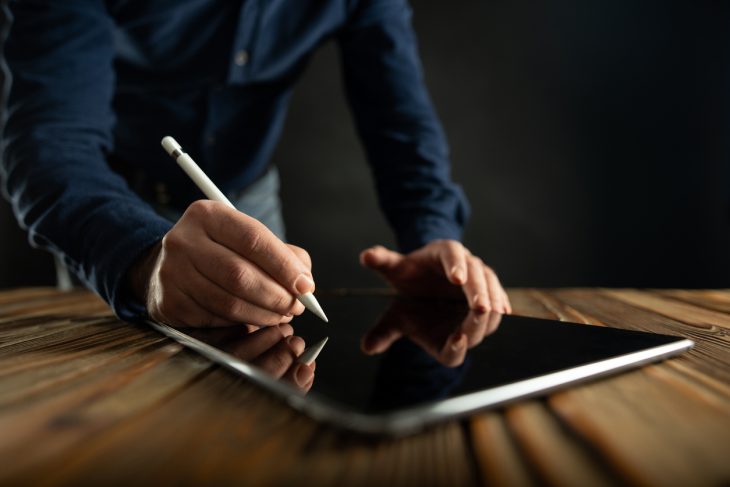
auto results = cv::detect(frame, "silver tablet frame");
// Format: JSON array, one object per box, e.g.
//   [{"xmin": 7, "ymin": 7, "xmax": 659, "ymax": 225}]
[{"xmin": 147, "ymin": 320, "xmax": 693, "ymax": 436}]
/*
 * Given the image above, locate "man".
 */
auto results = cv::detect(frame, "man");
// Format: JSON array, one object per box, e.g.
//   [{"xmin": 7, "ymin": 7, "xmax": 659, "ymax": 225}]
[{"xmin": 1, "ymin": 0, "xmax": 510, "ymax": 328}]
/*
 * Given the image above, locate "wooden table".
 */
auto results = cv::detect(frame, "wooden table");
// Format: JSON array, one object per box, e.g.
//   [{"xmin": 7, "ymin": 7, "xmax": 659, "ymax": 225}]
[{"xmin": 0, "ymin": 288, "xmax": 728, "ymax": 486}]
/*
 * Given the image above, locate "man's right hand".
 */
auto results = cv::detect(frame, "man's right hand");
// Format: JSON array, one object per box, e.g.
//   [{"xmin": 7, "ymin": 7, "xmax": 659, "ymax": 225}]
[{"xmin": 129, "ymin": 200, "xmax": 315, "ymax": 327}]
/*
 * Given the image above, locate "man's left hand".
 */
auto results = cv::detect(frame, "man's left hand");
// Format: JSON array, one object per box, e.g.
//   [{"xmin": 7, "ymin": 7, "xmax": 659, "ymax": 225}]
[{"xmin": 359, "ymin": 240, "xmax": 511, "ymax": 314}]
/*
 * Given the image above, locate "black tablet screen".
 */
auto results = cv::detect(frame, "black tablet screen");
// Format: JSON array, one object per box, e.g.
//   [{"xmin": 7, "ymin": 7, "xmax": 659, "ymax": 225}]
[{"xmin": 178, "ymin": 294, "xmax": 686, "ymax": 414}]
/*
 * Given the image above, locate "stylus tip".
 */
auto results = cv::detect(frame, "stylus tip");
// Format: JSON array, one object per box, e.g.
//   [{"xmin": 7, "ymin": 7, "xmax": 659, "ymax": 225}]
[
  {"xmin": 298, "ymin": 336, "xmax": 328, "ymax": 365},
  {"xmin": 298, "ymin": 292, "xmax": 328, "ymax": 323}
]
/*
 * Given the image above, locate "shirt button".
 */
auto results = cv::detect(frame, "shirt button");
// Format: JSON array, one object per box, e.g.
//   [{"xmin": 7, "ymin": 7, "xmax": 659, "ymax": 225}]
[
  {"xmin": 206, "ymin": 135, "xmax": 216, "ymax": 145},
  {"xmin": 234, "ymin": 50, "xmax": 249, "ymax": 66}
]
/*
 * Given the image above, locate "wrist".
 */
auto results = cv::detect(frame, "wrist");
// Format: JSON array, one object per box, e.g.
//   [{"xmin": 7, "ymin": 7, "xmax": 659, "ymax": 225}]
[{"xmin": 127, "ymin": 242, "xmax": 162, "ymax": 306}]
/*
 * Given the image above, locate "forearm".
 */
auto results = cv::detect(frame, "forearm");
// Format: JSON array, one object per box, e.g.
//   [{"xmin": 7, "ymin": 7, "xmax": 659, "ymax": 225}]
[
  {"xmin": 3, "ymin": 135, "xmax": 173, "ymax": 319},
  {"xmin": 0, "ymin": 0, "xmax": 173, "ymax": 320},
  {"xmin": 339, "ymin": 0, "xmax": 470, "ymax": 252}
]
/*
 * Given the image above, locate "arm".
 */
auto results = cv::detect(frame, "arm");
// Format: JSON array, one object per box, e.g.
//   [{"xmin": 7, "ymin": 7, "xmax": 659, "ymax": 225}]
[
  {"xmin": 337, "ymin": 0, "xmax": 468, "ymax": 253},
  {"xmin": 338, "ymin": 0, "xmax": 510, "ymax": 313},
  {"xmin": 1, "ymin": 1, "xmax": 316, "ymax": 327},
  {"xmin": 0, "ymin": 0, "xmax": 173, "ymax": 320}
]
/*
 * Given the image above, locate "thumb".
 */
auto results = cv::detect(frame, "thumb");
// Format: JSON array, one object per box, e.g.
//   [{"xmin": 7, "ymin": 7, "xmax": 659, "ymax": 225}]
[{"xmin": 359, "ymin": 245, "xmax": 404, "ymax": 271}]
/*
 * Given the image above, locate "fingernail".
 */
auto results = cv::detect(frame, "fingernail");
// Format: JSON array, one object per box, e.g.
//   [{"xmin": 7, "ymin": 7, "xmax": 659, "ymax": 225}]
[
  {"xmin": 293, "ymin": 274, "xmax": 314, "ymax": 295},
  {"xmin": 451, "ymin": 266, "xmax": 465, "ymax": 284},
  {"xmin": 296, "ymin": 363, "xmax": 313, "ymax": 386}
]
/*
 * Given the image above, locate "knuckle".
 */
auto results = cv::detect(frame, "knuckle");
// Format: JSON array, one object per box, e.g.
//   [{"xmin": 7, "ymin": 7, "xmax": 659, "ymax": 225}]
[
  {"xmin": 224, "ymin": 263, "xmax": 251, "ymax": 291},
  {"xmin": 270, "ymin": 292, "xmax": 292, "ymax": 313},
  {"xmin": 445, "ymin": 240, "xmax": 463, "ymax": 253},
  {"xmin": 186, "ymin": 199, "xmax": 214, "ymax": 220},
  {"xmin": 219, "ymin": 296, "xmax": 243, "ymax": 320},
  {"xmin": 161, "ymin": 231, "xmax": 185, "ymax": 253},
  {"xmin": 241, "ymin": 229, "xmax": 265, "ymax": 255}
]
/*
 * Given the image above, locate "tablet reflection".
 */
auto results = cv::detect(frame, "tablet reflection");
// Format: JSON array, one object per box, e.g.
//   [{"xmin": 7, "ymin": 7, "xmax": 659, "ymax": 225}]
[
  {"xmin": 364, "ymin": 299, "xmax": 502, "ymax": 412},
  {"xmin": 361, "ymin": 298, "xmax": 502, "ymax": 366},
  {"xmin": 181, "ymin": 324, "xmax": 316, "ymax": 393}
]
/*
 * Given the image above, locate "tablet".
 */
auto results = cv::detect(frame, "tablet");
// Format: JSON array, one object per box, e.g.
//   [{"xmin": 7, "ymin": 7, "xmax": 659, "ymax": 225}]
[{"xmin": 147, "ymin": 294, "xmax": 693, "ymax": 436}]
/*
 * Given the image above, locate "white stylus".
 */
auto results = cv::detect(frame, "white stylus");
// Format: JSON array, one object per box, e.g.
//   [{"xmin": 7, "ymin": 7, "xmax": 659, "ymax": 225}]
[
  {"xmin": 298, "ymin": 337, "xmax": 329, "ymax": 365},
  {"xmin": 161, "ymin": 136, "xmax": 328, "ymax": 323}
]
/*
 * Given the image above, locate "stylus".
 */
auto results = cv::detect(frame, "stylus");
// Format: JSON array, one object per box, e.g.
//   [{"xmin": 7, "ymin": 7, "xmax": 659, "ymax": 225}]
[
  {"xmin": 298, "ymin": 337, "xmax": 329, "ymax": 365},
  {"xmin": 161, "ymin": 135, "xmax": 329, "ymax": 323}
]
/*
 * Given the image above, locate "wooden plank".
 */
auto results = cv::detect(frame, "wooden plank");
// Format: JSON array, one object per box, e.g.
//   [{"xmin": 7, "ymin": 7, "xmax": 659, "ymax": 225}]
[
  {"xmin": 549, "ymin": 366, "xmax": 730, "ymax": 487},
  {"xmin": 602, "ymin": 288, "xmax": 730, "ymax": 330},
  {"xmin": 0, "ymin": 287, "xmax": 68, "ymax": 306},
  {"xmin": 0, "ymin": 343, "xmax": 210, "ymax": 483},
  {"xmin": 654, "ymin": 289, "xmax": 730, "ymax": 314},
  {"xmin": 0, "ymin": 334, "xmax": 168, "ymax": 408},
  {"xmin": 505, "ymin": 401, "xmax": 619, "ymax": 487},
  {"xmin": 502, "ymin": 288, "xmax": 556, "ymax": 320},
  {"xmin": 470, "ymin": 413, "xmax": 537, "ymax": 486}
]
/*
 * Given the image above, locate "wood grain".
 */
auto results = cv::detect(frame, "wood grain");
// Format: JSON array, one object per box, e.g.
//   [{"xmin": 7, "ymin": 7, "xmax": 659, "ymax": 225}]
[{"xmin": 0, "ymin": 287, "xmax": 728, "ymax": 486}]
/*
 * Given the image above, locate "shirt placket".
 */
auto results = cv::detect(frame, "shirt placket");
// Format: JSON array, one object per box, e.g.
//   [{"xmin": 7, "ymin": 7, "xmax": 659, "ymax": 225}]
[{"xmin": 227, "ymin": 0, "xmax": 261, "ymax": 85}]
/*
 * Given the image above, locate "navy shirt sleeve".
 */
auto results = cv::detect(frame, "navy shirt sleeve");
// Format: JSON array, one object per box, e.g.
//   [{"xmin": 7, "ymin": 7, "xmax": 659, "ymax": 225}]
[
  {"xmin": 0, "ymin": 1, "xmax": 173, "ymax": 321},
  {"xmin": 338, "ymin": 0, "xmax": 470, "ymax": 252}
]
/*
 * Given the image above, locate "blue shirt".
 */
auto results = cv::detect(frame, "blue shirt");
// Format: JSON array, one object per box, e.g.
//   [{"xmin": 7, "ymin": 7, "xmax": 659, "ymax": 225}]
[{"xmin": 0, "ymin": 0, "xmax": 469, "ymax": 320}]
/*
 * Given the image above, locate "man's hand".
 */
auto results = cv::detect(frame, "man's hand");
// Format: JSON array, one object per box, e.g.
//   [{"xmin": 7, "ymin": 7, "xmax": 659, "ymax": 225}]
[
  {"xmin": 129, "ymin": 200, "xmax": 315, "ymax": 327},
  {"xmin": 359, "ymin": 240, "xmax": 511, "ymax": 314},
  {"xmin": 195, "ymin": 324, "xmax": 316, "ymax": 393}
]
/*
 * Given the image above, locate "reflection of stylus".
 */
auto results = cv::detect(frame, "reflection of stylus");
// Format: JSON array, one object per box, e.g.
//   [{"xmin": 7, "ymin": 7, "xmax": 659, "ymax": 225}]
[
  {"xmin": 298, "ymin": 337, "xmax": 329, "ymax": 365},
  {"xmin": 161, "ymin": 136, "xmax": 328, "ymax": 323}
]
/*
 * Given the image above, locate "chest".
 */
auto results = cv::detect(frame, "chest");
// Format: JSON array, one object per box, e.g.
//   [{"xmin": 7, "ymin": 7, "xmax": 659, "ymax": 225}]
[{"xmin": 108, "ymin": 0, "xmax": 350, "ymax": 83}]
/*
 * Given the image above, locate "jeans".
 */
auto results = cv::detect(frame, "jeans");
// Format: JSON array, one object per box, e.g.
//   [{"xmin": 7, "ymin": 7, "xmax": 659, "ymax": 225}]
[{"xmin": 153, "ymin": 167, "xmax": 286, "ymax": 240}]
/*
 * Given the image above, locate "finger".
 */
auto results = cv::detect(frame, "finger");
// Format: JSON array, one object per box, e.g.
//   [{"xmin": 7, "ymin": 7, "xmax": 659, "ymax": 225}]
[
  {"xmin": 503, "ymin": 290, "xmax": 513, "ymax": 314},
  {"xmin": 149, "ymin": 284, "xmax": 237, "ymax": 327},
  {"xmin": 178, "ymin": 264, "xmax": 296, "ymax": 326},
  {"xmin": 486, "ymin": 311, "xmax": 503, "ymax": 336},
  {"xmin": 463, "ymin": 256, "xmax": 489, "ymax": 313},
  {"xmin": 459, "ymin": 310, "xmax": 489, "ymax": 347},
  {"xmin": 251, "ymin": 334, "xmax": 306, "ymax": 379},
  {"xmin": 359, "ymin": 245, "xmax": 404, "ymax": 271},
  {"xmin": 283, "ymin": 362, "xmax": 315, "ymax": 391},
  {"xmin": 230, "ymin": 324, "xmax": 294, "ymax": 361},
  {"xmin": 187, "ymin": 240, "xmax": 305, "ymax": 316},
  {"xmin": 192, "ymin": 201, "xmax": 316, "ymax": 296},
  {"xmin": 434, "ymin": 240, "xmax": 468, "ymax": 285},
  {"xmin": 438, "ymin": 331, "xmax": 468, "ymax": 367},
  {"xmin": 287, "ymin": 244, "xmax": 312, "ymax": 271},
  {"xmin": 361, "ymin": 325, "xmax": 404, "ymax": 355},
  {"xmin": 483, "ymin": 266, "xmax": 506, "ymax": 313}
]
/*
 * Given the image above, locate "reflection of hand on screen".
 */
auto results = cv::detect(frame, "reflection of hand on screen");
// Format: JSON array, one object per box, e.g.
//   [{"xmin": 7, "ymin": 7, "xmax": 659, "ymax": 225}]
[
  {"xmin": 361, "ymin": 298, "xmax": 502, "ymax": 367},
  {"xmin": 188, "ymin": 324, "xmax": 316, "ymax": 393}
]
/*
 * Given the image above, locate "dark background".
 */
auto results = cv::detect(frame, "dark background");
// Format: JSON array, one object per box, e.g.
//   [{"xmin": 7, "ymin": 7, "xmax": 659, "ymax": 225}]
[{"xmin": 2, "ymin": 0, "xmax": 729, "ymax": 290}]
